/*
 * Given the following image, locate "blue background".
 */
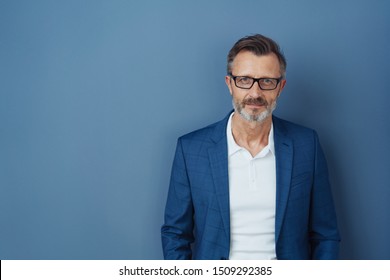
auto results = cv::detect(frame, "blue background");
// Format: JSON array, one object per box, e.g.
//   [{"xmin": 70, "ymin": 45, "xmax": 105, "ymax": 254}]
[{"xmin": 1, "ymin": 0, "xmax": 389, "ymax": 260}]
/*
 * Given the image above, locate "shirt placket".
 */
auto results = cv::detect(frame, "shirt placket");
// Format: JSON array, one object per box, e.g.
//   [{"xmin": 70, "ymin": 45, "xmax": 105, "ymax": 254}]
[{"xmin": 249, "ymin": 158, "xmax": 256, "ymax": 190}]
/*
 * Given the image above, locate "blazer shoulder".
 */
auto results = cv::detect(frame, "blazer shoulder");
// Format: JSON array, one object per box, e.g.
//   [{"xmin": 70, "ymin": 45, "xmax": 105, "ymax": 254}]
[
  {"xmin": 273, "ymin": 115, "xmax": 316, "ymax": 137},
  {"xmin": 272, "ymin": 115, "xmax": 321, "ymax": 150},
  {"xmin": 178, "ymin": 113, "xmax": 230, "ymax": 144},
  {"xmin": 180, "ymin": 122, "xmax": 217, "ymax": 142}
]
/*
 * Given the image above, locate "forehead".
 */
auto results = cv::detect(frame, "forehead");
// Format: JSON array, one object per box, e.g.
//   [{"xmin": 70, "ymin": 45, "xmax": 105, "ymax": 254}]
[{"xmin": 231, "ymin": 51, "xmax": 281, "ymax": 77}]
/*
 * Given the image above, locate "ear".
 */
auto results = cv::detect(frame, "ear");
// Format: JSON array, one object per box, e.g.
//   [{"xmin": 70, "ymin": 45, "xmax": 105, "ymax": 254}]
[
  {"xmin": 277, "ymin": 79, "xmax": 286, "ymax": 97},
  {"xmin": 225, "ymin": 75, "xmax": 233, "ymax": 96},
  {"xmin": 280, "ymin": 79, "xmax": 286, "ymax": 90}
]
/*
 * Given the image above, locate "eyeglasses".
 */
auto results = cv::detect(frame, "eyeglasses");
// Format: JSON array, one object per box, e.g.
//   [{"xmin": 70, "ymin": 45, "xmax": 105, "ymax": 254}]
[{"xmin": 229, "ymin": 74, "xmax": 283, "ymax": 90}]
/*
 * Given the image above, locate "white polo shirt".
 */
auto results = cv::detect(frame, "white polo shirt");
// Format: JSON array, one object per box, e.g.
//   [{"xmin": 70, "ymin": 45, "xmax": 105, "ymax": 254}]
[{"xmin": 227, "ymin": 113, "xmax": 277, "ymax": 260}]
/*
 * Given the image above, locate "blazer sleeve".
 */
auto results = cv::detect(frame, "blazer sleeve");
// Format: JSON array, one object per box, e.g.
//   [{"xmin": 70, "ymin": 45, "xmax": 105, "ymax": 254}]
[
  {"xmin": 309, "ymin": 131, "xmax": 341, "ymax": 259},
  {"xmin": 161, "ymin": 138, "xmax": 194, "ymax": 259}
]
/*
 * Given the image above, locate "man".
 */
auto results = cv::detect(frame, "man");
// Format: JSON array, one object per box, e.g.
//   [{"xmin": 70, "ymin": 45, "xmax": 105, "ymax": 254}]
[{"xmin": 161, "ymin": 34, "xmax": 340, "ymax": 260}]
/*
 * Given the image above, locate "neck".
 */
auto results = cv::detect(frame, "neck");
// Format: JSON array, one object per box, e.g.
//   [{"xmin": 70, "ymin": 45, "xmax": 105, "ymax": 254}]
[{"xmin": 231, "ymin": 112, "xmax": 272, "ymax": 156}]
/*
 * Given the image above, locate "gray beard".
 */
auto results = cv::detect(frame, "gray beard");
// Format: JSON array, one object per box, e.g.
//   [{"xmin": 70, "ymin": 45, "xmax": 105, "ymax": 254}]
[{"xmin": 232, "ymin": 99, "xmax": 277, "ymax": 123}]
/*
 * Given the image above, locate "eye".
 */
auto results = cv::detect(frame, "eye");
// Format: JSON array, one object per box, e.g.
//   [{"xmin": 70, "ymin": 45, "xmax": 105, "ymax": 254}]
[
  {"xmin": 262, "ymin": 78, "xmax": 274, "ymax": 85},
  {"xmin": 237, "ymin": 76, "xmax": 253, "ymax": 84}
]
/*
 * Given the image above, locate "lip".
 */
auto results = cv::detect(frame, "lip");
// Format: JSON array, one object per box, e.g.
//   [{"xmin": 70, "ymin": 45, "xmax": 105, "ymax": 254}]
[{"xmin": 245, "ymin": 104, "xmax": 265, "ymax": 109}]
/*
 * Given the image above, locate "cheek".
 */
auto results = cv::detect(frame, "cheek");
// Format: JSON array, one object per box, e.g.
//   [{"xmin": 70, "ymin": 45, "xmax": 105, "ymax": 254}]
[
  {"xmin": 267, "ymin": 92, "xmax": 279, "ymax": 103},
  {"xmin": 231, "ymin": 91, "xmax": 242, "ymax": 104},
  {"xmin": 231, "ymin": 88, "xmax": 247, "ymax": 101}
]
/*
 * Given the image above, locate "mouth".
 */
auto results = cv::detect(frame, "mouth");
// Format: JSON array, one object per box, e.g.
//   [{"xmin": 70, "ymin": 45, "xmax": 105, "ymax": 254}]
[
  {"xmin": 245, "ymin": 103, "xmax": 265, "ymax": 108},
  {"xmin": 243, "ymin": 98, "xmax": 267, "ymax": 108}
]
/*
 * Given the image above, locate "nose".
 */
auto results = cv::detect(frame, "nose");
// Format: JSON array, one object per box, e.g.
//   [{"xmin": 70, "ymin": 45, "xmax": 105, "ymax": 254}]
[{"xmin": 247, "ymin": 81, "xmax": 263, "ymax": 97}]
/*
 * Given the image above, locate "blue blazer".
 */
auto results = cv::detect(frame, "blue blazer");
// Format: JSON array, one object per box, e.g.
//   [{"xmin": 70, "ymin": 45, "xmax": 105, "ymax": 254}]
[{"xmin": 161, "ymin": 112, "xmax": 340, "ymax": 260}]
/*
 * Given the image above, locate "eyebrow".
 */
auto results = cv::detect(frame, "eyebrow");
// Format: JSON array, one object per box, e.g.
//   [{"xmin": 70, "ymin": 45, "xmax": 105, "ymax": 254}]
[{"xmin": 233, "ymin": 74, "xmax": 280, "ymax": 79}]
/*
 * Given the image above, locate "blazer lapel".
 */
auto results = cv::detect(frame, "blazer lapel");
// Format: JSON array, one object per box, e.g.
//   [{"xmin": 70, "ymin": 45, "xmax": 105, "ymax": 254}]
[
  {"xmin": 208, "ymin": 113, "xmax": 231, "ymax": 242},
  {"xmin": 273, "ymin": 116, "xmax": 294, "ymax": 244}
]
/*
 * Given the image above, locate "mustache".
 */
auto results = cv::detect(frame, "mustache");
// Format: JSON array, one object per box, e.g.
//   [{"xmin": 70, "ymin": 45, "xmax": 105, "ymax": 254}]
[{"xmin": 243, "ymin": 97, "xmax": 268, "ymax": 106}]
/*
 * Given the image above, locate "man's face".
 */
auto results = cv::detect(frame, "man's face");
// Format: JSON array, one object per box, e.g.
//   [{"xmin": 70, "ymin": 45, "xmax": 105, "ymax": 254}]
[{"xmin": 225, "ymin": 51, "xmax": 286, "ymax": 123}]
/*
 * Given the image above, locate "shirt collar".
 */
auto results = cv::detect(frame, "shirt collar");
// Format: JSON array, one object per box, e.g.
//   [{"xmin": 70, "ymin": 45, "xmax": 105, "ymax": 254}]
[{"xmin": 226, "ymin": 112, "xmax": 275, "ymax": 158}]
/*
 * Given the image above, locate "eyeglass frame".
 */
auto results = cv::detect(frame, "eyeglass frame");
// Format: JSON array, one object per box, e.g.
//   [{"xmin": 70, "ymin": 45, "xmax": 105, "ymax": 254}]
[{"xmin": 229, "ymin": 74, "xmax": 283, "ymax": 90}]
